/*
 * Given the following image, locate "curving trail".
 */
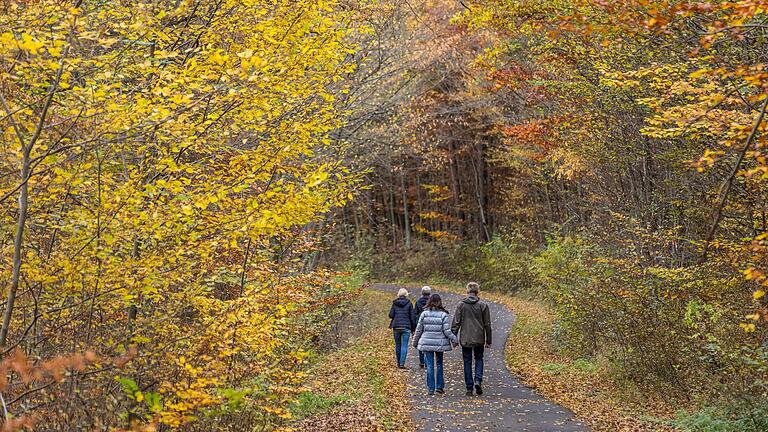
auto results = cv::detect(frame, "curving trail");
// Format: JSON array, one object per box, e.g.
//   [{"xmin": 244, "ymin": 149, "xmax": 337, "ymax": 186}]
[{"xmin": 373, "ymin": 284, "xmax": 589, "ymax": 432}]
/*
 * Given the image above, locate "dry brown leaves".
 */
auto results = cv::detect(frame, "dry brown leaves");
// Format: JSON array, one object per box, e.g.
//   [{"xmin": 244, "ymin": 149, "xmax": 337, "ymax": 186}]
[
  {"xmin": 293, "ymin": 291, "xmax": 412, "ymax": 432},
  {"xmin": 295, "ymin": 404, "xmax": 383, "ymax": 432}
]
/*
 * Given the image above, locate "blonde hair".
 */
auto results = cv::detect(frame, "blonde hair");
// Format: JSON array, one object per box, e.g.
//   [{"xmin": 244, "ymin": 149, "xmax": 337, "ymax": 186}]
[
  {"xmin": 397, "ymin": 288, "xmax": 409, "ymax": 297},
  {"xmin": 466, "ymin": 282, "xmax": 479, "ymax": 294}
]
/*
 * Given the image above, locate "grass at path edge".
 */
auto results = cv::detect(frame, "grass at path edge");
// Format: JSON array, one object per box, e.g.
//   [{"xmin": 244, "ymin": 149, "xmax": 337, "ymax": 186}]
[{"xmin": 289, "ymin": 287, "xmax": 412, "ymax": 432}]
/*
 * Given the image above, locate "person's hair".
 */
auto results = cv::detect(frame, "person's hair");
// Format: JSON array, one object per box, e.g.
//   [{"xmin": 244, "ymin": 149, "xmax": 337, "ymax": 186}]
[
  {"xmin": 425, "ymin": 294, "xmax": 446, "ymax": 311},
  {"xmin": 466, "ymin": 282, "xmax": 480, "ymax": 294},
  {"xmin": 421, "ymin": 285, "xmax": 431, "ymax": 295},
  {"xmin": 397, "ymin": 288, "xmax": 409, "ymax": 298}
]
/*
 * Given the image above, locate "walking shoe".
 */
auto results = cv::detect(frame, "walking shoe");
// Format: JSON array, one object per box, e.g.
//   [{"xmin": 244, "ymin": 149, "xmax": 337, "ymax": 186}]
[
  {"xmin": 398, "ymin": 364, "xmax": 406, "ymax": 369},
  {"xmin": 435, "ymin": 388, "xmax": 444, "ymax": 394},
  {"xmin": 475, "ymin": 384, "xmax": 483, "ymax": 395},
  {"xmin": 419, "ymin": 363, "xmax": 425, "ymax": 369},
  {"xmin": 465, "ymin": 390, "xmax": 473, "ymax": 396},
  {"xmin": 428, "ymin": 391, "xmax": 434, "ymax": 396}
]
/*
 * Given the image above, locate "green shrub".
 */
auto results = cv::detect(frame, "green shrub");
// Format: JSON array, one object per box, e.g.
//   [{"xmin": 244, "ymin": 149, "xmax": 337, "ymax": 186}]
[
  {"xmin": 673, "ymin": 401, "xmax": 768, "ymax": 432},
  {"xmin": 531, "ymin": 235, "xmax": 599, "ymax": 355},
  {"xmin": 542, "ymin": 362, "xmax": 567, "ymax": 374},
  {"xmin": 474, "ymin": 234, "xmax": 534, "ymax": 294},
  {"xmin": 572, "ymin": 358, "xmax": 597, "ymax": 373}
]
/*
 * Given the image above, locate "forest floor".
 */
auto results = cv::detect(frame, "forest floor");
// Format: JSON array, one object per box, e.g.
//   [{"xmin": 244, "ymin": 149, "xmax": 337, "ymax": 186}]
[
  {"xmin": 289, "ymin": 288, "xmax": 412, "ymax": 432},
  {"xmin": 292, "ymin": 282, "xmax": 678, "ymax": 432}
]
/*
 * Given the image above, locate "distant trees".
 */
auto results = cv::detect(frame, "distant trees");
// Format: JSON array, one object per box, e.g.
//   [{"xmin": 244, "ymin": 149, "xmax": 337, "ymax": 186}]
[
  {"xmin": 333, "ymin": 0, "xmax": 504, "ymax": 255},
  {"xmin": 331, "ymin": 0, "xmax": 768, "ymax": 417}
]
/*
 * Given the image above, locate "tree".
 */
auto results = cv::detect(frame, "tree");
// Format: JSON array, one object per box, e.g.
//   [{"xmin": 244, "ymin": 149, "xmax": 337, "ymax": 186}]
[{"xmin": 0, "ymin": 0, "xmax": 363, "ymax": 428}]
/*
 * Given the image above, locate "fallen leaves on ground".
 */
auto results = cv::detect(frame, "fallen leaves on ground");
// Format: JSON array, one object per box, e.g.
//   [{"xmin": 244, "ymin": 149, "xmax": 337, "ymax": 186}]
[
  {"xmin": 293, "ymin": 290, "xmax": 412, "ymax": 432},
  {"xmin": 295, "ymin": 404, "xmax": 383, "ymax": 432}
]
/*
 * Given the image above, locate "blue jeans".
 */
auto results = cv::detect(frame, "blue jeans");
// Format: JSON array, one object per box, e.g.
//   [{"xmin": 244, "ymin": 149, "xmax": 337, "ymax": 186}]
[
  {"xmin": 423, "ymin": 351, "xmax": 444, "ymax": 392},
  {"xmin": 393, "ymin": 329, "xmax": 410, "ymax": 366},
  {"xmin": 462, "ymin": 346, "xmax": 484, "ymax": 390}
]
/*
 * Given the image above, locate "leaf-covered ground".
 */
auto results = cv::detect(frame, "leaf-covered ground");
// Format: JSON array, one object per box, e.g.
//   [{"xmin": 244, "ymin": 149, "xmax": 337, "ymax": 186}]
[{"xmin": 289, "ymin": 290, "xmax": 412, "ymax": 432}]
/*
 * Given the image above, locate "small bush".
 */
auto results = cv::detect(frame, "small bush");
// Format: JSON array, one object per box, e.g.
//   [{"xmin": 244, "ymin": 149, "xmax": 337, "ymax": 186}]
[
  {"xmin": 542, "ymin": 362, "xmax": 567, "ymax": 374},
  {"xmin": 572, "ymin": 358, "xmax": 597, "ymax": 373},
  {"xmin": 673, "ymin": 401, "xmax": 768, "ymax": 432},
  {"xmin": 474, "ymin": 234, "xmax": 534, "ymax": 294}
]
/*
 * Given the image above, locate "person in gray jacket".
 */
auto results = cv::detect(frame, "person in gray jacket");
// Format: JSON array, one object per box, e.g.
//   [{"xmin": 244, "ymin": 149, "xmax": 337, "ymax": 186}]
[
  {"xmin": 413, "ymin": 294, "xmax": 458, "ymax": 395},
  {"xmin": 452, "ymin": 282, "xmax": 492, "ymax": 396}
]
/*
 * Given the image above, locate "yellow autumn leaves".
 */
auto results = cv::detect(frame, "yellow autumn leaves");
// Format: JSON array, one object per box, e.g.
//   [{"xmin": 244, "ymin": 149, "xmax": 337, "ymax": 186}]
[{"xmin": 0, "ymin": 0, "xmax": 367, "ymax": 429}]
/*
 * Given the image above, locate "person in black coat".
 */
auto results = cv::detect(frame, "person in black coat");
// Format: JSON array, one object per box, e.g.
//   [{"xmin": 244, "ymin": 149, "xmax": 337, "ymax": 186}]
[
  {"xmin": 389, "ymin": 288, "xmax": 416, "ymax": 368},
  {"xmin": 414, "ymin": 286, "xmax": 432, "ymax": 368}
]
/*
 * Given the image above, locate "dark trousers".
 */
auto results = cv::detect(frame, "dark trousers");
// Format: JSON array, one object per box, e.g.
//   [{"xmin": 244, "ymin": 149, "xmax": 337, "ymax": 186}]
[
  {"xmin": 462, "ymin": 345, "xmax": 485, "ymax": 390},
  {"xmin": 419, "ymin": 350, "xmax": 425, "ymax": 366}
]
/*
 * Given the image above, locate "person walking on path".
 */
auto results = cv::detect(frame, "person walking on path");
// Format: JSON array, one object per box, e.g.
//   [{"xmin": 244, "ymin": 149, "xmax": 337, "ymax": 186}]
[
  {"xmin": 414, "ymin": 286, "xmax": 431, "ymax": 368},
  {"xmin": 389, "ymin": 288, "xmax": 416, "ymax": 369},
  {"xmin": 413, "ymin": 294, "xmax": 458, "ymax": 396},
  {"xmin": 452, "ymin": 281, "xmax": 492, "ymax": 396}
]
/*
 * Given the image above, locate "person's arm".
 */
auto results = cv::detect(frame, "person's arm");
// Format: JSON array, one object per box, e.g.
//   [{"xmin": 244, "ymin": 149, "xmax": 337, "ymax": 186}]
[
  {"xmin": 442, "ymin": 314, "xmax": 458, "ymax": 344},
  {"xmin": 483, "ymin": 303, "xmax": 492, "ymax": 346},
  {"xmin": 451, "ymin": 303, "xmax": 462, "ymax": 335},
  {"xmin": 388, "ymin": 303, "xmax": 395, "ymax": 319},
  {"xmin": 413, "ymin": 314, "xmax": 425, "ymax": 347}
]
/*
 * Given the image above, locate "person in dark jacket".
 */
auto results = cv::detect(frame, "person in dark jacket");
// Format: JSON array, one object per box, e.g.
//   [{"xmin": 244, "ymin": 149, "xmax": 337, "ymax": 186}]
[
  {"xmin": 451, "ymin": 282, "xmax": 492, "ymax": 396},
  {"xmin": 389, "ymin": 288, "xmax": 416, "ymax": 368},
  {"xmin": 413, "ymin": 294, "xmax": 458, "ymax": 395},
  {"xmin": 414, "ymin": 286, "xmax": 432, "ymax": 368}
]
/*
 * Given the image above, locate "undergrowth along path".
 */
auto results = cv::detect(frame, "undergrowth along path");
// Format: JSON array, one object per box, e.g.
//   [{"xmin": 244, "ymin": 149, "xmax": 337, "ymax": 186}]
[{"xmin": 373, "ymin": 284, "xmax": 588, "ymax": 432}]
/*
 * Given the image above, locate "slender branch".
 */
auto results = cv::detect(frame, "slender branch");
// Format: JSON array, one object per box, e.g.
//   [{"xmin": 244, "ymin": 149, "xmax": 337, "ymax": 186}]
[
  {"xmin": 0, "ymin": 44, "xmax": 70, "ymax": 347},
  {"xmin": 700, "ymin": 95, "xmax": 768, "ymax": 262},
  {"xmin": 0, "ymin": 90, "xmax": 26, "ymax": 146}
]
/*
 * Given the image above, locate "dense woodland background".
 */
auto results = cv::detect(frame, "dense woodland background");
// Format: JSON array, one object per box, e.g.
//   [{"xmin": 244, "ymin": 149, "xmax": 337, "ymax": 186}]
[
  {"xmin": 0, "ymin": 0, "xmax": 767, "ymax": 430},
  {"xmin": 327, "ymin": 0, "xmax": 768, "ymax": 429}
]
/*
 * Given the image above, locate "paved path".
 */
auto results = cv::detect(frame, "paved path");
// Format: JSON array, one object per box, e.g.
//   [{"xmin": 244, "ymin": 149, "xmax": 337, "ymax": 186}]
[{"xmin": 373, "ymin": 284, "xmax": 588, "ymax": 432}]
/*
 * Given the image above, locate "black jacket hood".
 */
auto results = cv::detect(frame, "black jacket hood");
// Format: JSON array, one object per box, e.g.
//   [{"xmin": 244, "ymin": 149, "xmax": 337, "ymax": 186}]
[{"xmin": 463, "ymin": 295, "xmax": 480, "ymax": 304}]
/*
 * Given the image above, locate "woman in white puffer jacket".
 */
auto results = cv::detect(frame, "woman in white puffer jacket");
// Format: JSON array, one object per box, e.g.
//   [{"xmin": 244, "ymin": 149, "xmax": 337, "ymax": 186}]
[{"xmin": 413, "ymin": 294, "xmax": 459, "ymax": 395}]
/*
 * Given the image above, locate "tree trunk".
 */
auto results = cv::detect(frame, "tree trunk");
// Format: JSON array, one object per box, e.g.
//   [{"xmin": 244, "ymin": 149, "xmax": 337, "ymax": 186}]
[
  {"xmin": 0, "ymin": 52, "xmax": 66, "ymax": 347},
  {"xmin": 0, "ymin": 149, "xmax": 30, "ymax": 347},
  {"xmin": 401, "ymin": 173, "xmax": 411, "ymax": 249},
  {"xmin": 388, "ymin": 185, "xmax": 397, "ymax": 246},
  {"xmin": 448, "ymin": 140, "xmax": 465, "ymax": 238}
]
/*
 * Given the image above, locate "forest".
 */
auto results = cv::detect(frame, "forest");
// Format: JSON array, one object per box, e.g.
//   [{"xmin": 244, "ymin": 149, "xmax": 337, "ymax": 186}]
[{"xmin": 0, "ymin": 0, "xmax": 767, "ymax": 431}]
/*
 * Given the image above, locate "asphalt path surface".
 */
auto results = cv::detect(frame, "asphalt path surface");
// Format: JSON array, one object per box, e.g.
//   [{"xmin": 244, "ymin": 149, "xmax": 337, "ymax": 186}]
[{"xmin": 373, "ymin": 284, "xmax": 589, "ymax": 432}]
